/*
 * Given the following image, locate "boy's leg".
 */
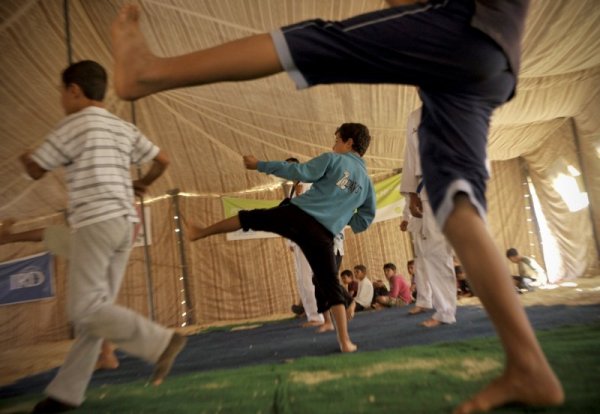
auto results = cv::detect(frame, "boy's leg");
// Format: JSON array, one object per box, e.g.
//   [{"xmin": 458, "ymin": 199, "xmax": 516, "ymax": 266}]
[
  {"xmin": 444, "ymin": 194, "xmax": 563, "ymax": 414},
  {"xmin": 316, "ymin": 310, "xmax": 335, "ymax": 333},
  {"xmin": 112, "ymin": 1, "xmax": 495, "ymax": 101},
  {"xmin": 45, "ymin": 218, "xmax": 177, "ymax": 406},
  {"xmin": 112, "ymin": 5, "xmax": 281, "ymax": 100},
  {"xmin": 188, "ymin": 216, "xmax": 241, "ymax": 241},
  {"xmin": 329, "ymin": 303, "xmax": 356, "ymax": 353}
]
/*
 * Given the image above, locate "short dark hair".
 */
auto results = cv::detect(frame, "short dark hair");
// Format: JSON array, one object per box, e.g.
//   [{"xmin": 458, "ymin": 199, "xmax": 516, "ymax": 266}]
[
  {"xmin": 340, "ymin": 269, "xmax": 353, "ymax": 278},
  {"xmin": 353, "ymin": 264, "xmax": 367, "ymax": 273},
  {"xmin": 506, "ymin": 248, "xmax": 519, "ymax": 258},
  {"xmin": 336, "ymin": 123, "xmax": 371, "ymax": 156},
  {"xmin": 383, "ymin": 263, "xmax": 396, "ymax": 272},
  {"xmin": 62, "ymin": 60, "xmax": 107, "ymax": 101},
  {"xmin": 285, "ymin": 157, "xmax": 300, "ymax": 163},
  {"xmin": 407, "ymin": 259, "xmax": 414, "ymax": 266}
]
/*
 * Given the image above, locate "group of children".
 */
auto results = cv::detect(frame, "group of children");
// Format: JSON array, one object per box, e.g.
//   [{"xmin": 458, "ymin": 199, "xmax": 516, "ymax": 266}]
[{"xmin": 7, "ymin": 0, "xmax": 565, "ymax": 412}]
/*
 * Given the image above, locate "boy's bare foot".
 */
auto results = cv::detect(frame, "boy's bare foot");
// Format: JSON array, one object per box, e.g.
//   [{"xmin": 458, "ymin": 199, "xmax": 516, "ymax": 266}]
[
  {"xmin": 112, "ymin": 4, "xmax": 161, "ymax": 100},
  {"xmin": 301, "ymin": 320, "xmax": 323, "ymax": 328},
  {"xmin": 95, "ymin": 352, "xmax": 120, "ymax": 371},
  {"xmin": 453, "ymin": 362, "xmax": 564, "ymax": 414},
  {"xmin": 316, "ymin": 323, "xmax": 334, "ymax": 333},
  {"xmin": 339, "ymin": 340, "xmax": 358, "ymax": 353},
  {"xmin": 346, "ymin": 301, "xmax": 356, "ymax": 321},
  {"xmin": 420, "ymin": 318, "xmax": 444, "ymax": 328},
  {"xmin": 150, "ymin": 332, "xmax": 187, "ymax": 386},
  {"xmin": 408, "ymin": 305, "xmax": 429, "ymax": 315}
]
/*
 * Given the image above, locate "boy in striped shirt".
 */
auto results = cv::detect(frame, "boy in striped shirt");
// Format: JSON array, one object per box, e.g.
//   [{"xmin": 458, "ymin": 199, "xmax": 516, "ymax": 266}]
[{"xmin": 20, "ymin": 60, "xmax": 185, "ymax": 413}]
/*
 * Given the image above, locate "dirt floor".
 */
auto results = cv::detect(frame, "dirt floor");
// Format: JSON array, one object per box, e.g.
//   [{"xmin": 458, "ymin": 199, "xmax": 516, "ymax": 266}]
[{"xmin": 1, "ymin": 276, "xmax": 599, "ymax": 388}]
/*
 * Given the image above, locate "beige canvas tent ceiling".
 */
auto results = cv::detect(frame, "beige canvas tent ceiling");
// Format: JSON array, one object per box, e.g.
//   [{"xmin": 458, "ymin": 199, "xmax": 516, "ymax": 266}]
[
  {"xmin": 0, "ymin": 1, "xmax": 599, "ymax": 344},
  {"xmin": 1, "ymin": 0, "xmax": 599, "ymax": 221}
]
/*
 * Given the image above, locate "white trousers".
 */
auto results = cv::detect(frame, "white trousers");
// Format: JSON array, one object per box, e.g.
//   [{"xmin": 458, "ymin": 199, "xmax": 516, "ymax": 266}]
[
  {"xmin": 46, "ymin": 217, "xmax": 172, "ymax": 406},
  {"xmin": 292, "ymin": 246, "xmax": 323, "ymax": 323},
  {"xmin": 412, "ymin": 229, "xmax": 432, "ymax": 309},
  {"xmin": 416, "ymin": 201, "xmax": 457, "ymax": 324}
]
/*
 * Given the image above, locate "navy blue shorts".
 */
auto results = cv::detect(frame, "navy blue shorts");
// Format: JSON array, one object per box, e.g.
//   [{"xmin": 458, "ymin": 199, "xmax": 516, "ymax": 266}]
[
  {"xmin": 239, "ymin": 204, "xmax": 349, "ymax": 311},
  {"xmin": 272, "ymin": 0, "xmax": 515, "ymax": 226}
]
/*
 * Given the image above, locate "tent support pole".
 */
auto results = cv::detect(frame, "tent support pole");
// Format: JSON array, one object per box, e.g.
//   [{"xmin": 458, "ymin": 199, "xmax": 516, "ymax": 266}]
[{"xmin": 168, "ymin": 189, "xmax": 194, "ymax": 326}]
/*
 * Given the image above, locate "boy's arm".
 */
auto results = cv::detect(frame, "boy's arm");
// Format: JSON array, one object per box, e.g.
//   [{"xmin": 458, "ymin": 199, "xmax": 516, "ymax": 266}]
[
  {"xmin": 244, "ymin": 154, "xmax": 330, "ymax": 183},
  {"xmin": 133, "ymin": 149, "xmax": 170, "ymax": 196},
  {"xmin": 348, "ymin": 183, "xmax": 377, "ymax": 233},
  {"xmin": 20, "ymin": 150, "xmax": 48, "ymax": 180}
]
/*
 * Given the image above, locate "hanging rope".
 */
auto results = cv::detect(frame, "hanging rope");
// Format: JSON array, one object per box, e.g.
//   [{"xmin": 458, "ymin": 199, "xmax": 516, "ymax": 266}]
[{"xmin": 63, "ymin": 0, "xmax": 73, "ymax": 65}]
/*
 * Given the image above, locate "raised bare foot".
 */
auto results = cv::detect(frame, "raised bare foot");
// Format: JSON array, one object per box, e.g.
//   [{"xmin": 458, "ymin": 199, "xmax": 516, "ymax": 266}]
[
  {"xmin": 408, "ymin": 305, "xmax": 429, "ymax": 315},
  {"xmin": 339, "ymin": 340, "xmax": 358, "ymax": 353},
  {"xmin": 112, "ymin": 4, "xmax": 160, "ymax": 100},
  {"xmin": 151, "ymin": 332, "xmax": 187, "ymax": 386},
  {"xmin": 420, "ymin": 318, "xmax": 443, "ymax": 328},
  {"xmin": 316, "ymin": 323, "xmax": 335, "ymax": 333},
  {"xmin": 453, "ymin": 363, "xmax": 564, "ymax": 414}
]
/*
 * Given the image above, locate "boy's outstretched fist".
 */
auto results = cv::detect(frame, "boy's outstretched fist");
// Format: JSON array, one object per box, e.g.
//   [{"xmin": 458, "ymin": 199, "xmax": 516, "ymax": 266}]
[{"xmin": 243, "ymin": 155, "xmax": 259, "ymax": 170}]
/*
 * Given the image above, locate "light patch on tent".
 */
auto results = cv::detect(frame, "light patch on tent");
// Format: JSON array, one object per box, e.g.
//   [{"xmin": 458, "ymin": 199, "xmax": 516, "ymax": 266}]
[
  {"xmin": 289, "ymin": 359, "xmax": 444, "ymax": 385},
  {"xmin": 451, "ymin": 358, "xmax": 501, "ymax": 380},
  {"xmin": 289, "ymin": 370, "xmax": 344, "ymax": 385},
  {"xmin": 201, "ymin": 381, "xmax": 230, "ymax": 389},
  {"xmin": 360, "ymin": 359, "xmax": 444, "ymax": 378},
  {"xmin": 290, "ymin": 357, "xmax": 500, "ymax": 385}
]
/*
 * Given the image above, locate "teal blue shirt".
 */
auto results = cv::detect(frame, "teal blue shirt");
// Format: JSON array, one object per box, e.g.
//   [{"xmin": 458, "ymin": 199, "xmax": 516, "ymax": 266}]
[{"xmin": 257, "ymin": 152, "xmax": 376, "ymax": 235}]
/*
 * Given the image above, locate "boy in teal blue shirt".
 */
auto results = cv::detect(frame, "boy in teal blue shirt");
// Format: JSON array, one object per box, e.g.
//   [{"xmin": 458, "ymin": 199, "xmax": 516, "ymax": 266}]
[{"xmin": 188, "ymin": 123, "xmax": 375, "ymax": 353}]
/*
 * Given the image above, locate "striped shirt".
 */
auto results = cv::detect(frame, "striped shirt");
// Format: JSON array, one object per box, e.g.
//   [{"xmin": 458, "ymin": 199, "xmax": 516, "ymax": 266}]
[{"xmin": 32, "ymin": 106, "xmax": 159, "ymax": 229}]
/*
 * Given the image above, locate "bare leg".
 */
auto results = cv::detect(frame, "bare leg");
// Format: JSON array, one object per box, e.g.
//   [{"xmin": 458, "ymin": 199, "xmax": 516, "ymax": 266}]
[
  {"xmin": 112, "ymin": 5, "xmax": 283, "ymax": 100},
  {"xmin": 316, "ymin": 310, "xmax": 335, "ymax": 333},
  {"xmin": 330, "ymin": 304, "xmax": 357, "ymax": 353},
  {"xmin": 151, "ymin": 332, "xmax": 187, "ymax": 386},
  {"xmin": 188, "ymin": 216, "xmax": 241, "ymax": 241},
  {"xmin": 444, "ymin": 195, "xmax": 563, "ymax": 413},
  {"xmin": 0, "ymin": 219, "xmax": 45, "ymax": 245},
  {"xmin": 95, "ymin": 341, "xmax": 119, "ymax": 370}
]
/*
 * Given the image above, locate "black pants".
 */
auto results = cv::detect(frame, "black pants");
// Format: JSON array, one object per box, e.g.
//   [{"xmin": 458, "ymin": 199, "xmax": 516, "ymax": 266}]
[{"xmin": 239, "ymin": 204, "xmax": 349, "ymax": 311}]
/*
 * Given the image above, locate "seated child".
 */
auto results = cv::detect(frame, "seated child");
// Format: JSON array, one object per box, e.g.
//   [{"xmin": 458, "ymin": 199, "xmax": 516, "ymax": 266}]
[
  {"xmin": 407, "ymin": 259, "xmax": 418, "ymax": 302},
  {"xmin": 374, "ymin": 263, "xmax": 412, "ymax": 308},
  {"xmin": 340, "ymin": 269, "xmax": 358, "ymax": 298},
  {"xmin": 353, "ymin": 264, "xmax": 374, "ymax": 312},
  {"xmin": 506, "ymin": 247, "xmax": 548, "ymax": 292}
]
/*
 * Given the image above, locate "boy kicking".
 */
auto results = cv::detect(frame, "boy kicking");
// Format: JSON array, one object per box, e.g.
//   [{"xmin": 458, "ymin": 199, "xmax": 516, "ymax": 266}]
[
  {"xmin": 111, "ymin": 1, "xmax": 563, "ymax": 412},
  {"xmin": 187, "ymin": 123, "xmax": 376, "ymax": 353}
]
